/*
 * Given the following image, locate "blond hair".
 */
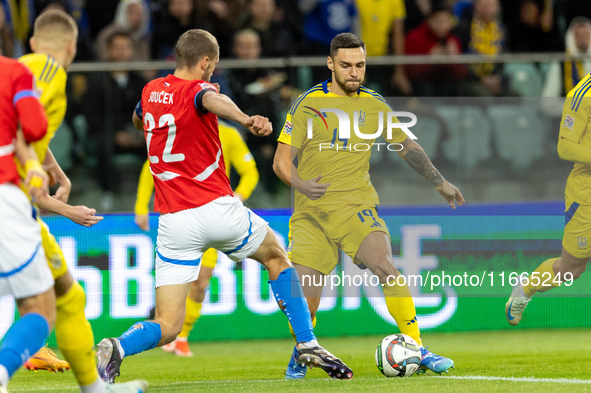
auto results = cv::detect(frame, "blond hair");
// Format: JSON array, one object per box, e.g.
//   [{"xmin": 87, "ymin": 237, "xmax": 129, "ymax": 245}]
[{"xmin": 33, "ymin": 9, "xmax": 78, "ymax": 45}]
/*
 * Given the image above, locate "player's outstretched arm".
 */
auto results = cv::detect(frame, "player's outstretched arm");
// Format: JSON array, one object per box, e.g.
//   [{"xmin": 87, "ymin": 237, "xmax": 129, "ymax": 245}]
[
  {"xmin": 201, "ymin": 91, "xmax": 272, "ymax": 137},
  {"xmin": 398, "ymin": 138, "xmax": 464, "ymax": 209},
  {"xmin": 43, "ymin": 148, "xmax": 71, "ymax": 203},
  {"xmin": 273, "ymin": 142, "xmax": 330, "ymax": 200},
  {"xmin": 33, "ymin": 193, "xmax": 104, "ymax": 227}
]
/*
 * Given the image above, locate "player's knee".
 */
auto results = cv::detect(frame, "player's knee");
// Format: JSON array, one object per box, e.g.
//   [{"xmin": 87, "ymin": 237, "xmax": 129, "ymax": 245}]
[
  {"xmin": 556, "ymin": 257, "xmax": 588, "ymax": 280},
  {"xmin": 568, "ymin": 264, "xmax": 586, "ymax": 280},
  {"xmin": 371, "ymin": 261, "xmax": 396, "ymax": 283}
]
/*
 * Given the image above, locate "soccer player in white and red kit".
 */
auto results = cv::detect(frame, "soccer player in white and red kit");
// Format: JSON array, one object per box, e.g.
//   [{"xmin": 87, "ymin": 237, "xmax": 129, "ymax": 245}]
[
  {"xmin": 0, "ymin": 55, "xmax": 53, "ymax": 392},
  {"xmin": 96, "ymin": 30, "xmax": 353, "ymax": 382}
]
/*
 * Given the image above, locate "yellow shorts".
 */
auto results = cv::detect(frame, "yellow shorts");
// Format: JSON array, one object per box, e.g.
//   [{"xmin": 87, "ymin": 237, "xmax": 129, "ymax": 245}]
[
  {"xmin": 563, "ymin": 197, "xmax": 591, "ymax": 258},
  {"xmin": 287, "ymin": 205, "xmax": 389, "ymax": 275},
  {"xmin": 39, "ymin": 217, "xmax": 68, "ymax": 280},
  {"xmin": 201, "ymin": 248, "xmax": 218, "ymax": 269}
]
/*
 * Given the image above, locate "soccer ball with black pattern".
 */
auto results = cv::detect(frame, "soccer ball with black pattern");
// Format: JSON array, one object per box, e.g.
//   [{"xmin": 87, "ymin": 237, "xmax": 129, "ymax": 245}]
[{"xmin": 375, "ymin": 334, "xmax": 421, "ymax": 377}]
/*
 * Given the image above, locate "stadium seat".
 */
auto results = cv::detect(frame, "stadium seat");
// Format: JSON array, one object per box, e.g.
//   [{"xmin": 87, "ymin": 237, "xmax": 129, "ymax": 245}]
[
  {"xmin": 49, "ymin": 123, "xmax": 73, "ymax": 171},
  {"xmin": 504, "ymin": 63, "xmax": 543, "ymax": 97},
  {"xmin": 386, "ymin": 115, "xmax": 441, "ymax": 165},
  {"xmin": 487, "ymin": 105, "xmax": 548, "ymax": 170},
  {"xmin": 436, "ymin": 105, "xmax": 492, "ymax": 168},
  {"xmin": 409, "ymin": 115, "xmax": 441, "ymax": 159}
]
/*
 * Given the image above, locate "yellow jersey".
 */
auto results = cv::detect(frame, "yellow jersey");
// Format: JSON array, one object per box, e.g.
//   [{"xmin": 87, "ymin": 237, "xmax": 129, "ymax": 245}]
[
  {"xmin": 356, "ymin": 0, "xmax": 406, "ymax": 57},
  {"xmin": 135, "ymin": 121, "xmax": 259, "ymax": 215},
  {"xmin": 16, "ymin": 53, "xmax": 67, "ymax": 175},
  {"xmin": 561, "ymin": 73, "xmax": 591, "ymax": 204},
  {"xmin": 277, "ymin": 80, "xmax": 407, "ymax": 213}
]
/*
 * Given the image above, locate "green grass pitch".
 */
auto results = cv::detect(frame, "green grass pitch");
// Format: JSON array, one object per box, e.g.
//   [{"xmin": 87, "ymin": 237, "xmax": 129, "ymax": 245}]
[{"xmin": 9, "ymin": 329, "xmax": 591, "ymax": 392}]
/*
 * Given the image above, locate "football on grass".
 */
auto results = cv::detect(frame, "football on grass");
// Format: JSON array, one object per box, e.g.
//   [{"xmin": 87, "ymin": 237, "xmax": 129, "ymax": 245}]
[{"xmin": 375, "ymin": 334, "xmax": 422, "ymax": 377}]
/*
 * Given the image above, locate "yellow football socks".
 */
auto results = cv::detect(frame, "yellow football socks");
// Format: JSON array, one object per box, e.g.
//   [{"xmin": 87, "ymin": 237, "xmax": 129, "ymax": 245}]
[
  {"xmin": 178, "ymin": 297, "xmax": 203, "ymax": 338},
  {"xmin": 289, "ymin": 317, "xmax": 317, "ymax": 343},
  {"xmin": 383, "ymin": 280, "xmax": 422, "ymax": 346},
  {"xmin": 55, "ymin": 282, "xmax": 100, "ymax": 387},
  {"xmin": 523, "ymin": 258, "xmax": 560, "ymax": 297}
]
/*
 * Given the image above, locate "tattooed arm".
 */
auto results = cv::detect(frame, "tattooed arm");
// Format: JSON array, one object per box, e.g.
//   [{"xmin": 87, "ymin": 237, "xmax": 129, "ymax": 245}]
[{"xmin": 398, "ymin": 138, "xmax": 465, "ymax": 209}]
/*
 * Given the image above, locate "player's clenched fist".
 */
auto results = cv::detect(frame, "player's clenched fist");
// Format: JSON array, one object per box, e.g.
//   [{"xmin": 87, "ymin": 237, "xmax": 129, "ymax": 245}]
[{"xmin": 244, "ymin": 115, "xmax": 273, "ymax": 137}]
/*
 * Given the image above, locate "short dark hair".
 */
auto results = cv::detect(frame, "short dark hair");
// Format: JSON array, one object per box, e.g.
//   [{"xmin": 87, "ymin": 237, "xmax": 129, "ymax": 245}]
[
  {"xmin": 329, "ymin": 33, "xmax": 366, "ymax": 58},
  {"xmin": 106, "ymin": 29, "xmax": 131, "ymax": 48},
  {"xmin": 429, "ymin": 1, "xmax": 452, "ymax": 17},
  {"xmin": 175, "ymin": 29, "xmax": 220, "ymax": 70}
]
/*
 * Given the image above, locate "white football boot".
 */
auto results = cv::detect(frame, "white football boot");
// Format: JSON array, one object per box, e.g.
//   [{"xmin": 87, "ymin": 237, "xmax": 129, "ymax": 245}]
[{"xmin": 506, "ymin": 282, "xmax": 531, "ymax": 326}]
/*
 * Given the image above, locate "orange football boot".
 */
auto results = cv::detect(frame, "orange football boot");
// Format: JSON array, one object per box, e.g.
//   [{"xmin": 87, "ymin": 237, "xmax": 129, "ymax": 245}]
[{"xmin": 23, "ymin": 346, "xmax": 70, "ymax": 373}]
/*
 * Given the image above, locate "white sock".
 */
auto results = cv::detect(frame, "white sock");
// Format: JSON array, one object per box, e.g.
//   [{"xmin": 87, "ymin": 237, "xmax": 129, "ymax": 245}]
[
  {"xmin": 115, "ymin": 338, "xmax": 125, "ymax": 358},
  {"xmin": 79, "ymin": 377, "xmax": 105, "ymax": 393},
  {"xmin": 0, "ymin": 364, "xmax": 9, "ymax": 387},
  {"xmin": 299, "ymin": 339, "xmax": 319, "ymax": 348}
]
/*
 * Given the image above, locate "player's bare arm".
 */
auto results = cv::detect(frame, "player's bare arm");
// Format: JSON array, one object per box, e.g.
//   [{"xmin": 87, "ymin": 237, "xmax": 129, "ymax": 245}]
[
  {"xmin": 397, "ymin": 137, "xmax": 465, "ymax": 209},
  {"xmin": 132, "ymin": 110, "xmax": 143, "ymax": 130},
  {"xmin": 14, "ymin": 129, "xmax": 49, "ymax": 197},
  {"xmin": 273, "ymin": 142, "xmax": 330, "ymax": 200},
  {"xmin": 43, "ymin": 148, "xmax": 71, "ymax": 203},
  {"xmin": 201, "ymin": 91, "xmax": 273, "ymax": 137},
  {"xmin": 33, "ymin": 192, "xmax": 103, "ymax": 227}
]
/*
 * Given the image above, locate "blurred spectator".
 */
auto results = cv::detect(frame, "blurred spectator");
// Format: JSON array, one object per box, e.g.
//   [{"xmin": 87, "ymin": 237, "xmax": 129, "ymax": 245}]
[
  {"xmin": 195, "ymin": 0, "xmax": 246, "ymax": 58},
  {"xmin": 555, "ymin": 0, "xmax": 591, "ymax": 30},
  {"xmin": 152, "ymin": 0, "xmax": 200, "ymax": 60},
  {"xmin": 300, "ymin": 0, "xmax": 357, "ymax": 55},
  {"xmin": 543, "ymin": 17, "xmax": 591, "ymax": 98},
  {"xmin": 404, "ymin": 0, "xmax": 431, "ymax": 33},
  {"xmin": 356, "ymin": 0, "xmax": 410, "ymax": 95},
  {"xmin": 276, "ymin": 0, "xmax": 304, "ymax": 43},
  {"xmin": 502, "ymin": 0, "xmax": 562, "ymax": 52},
  {"xmin": 453, "ymin": 0, "xmax": 473, "ymax": 19},
  {"xmin": 85, "ymin": 0, "xmax": 119, "ymax": 38},
  {"xmin": 455, "ymin": 0, "xmax": 514, "ymax": 96},
  {"xmin": 26, "ymin": 0, "xmax": 94, "ymax": 60},
  {"xmin": 0, "ymin": 5, "xmax": 14, "ymax": 57},
  {"xmin": 1, "ymin": 0, "xmax": 36, "ymax": 57},
  {"xmin": 238, "ymin": 0, "xmax": 296, "ymax": 57},
  {"xmin": 94, "ymin": 0, "xmax": 152, "ymax": 61},
  {"xmin": 404, "ymin": 3, "xmax": 467, "ymax": 96},
  {"xmin": 83, "ymin": 30, "xmax": 146, "ymax": 201},
  {"xmin": 228, "ymin": 29, "xmax": 285, "ymax": 193}
]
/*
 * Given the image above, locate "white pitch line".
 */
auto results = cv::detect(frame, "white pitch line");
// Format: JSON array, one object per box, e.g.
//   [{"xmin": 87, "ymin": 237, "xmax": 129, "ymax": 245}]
[
  {"xmin": 439, "ymin": 376, "xmax": 591, "ymax": 384},
  {"xmin": 10, "ymin": 375, "xmax": 591, "ymax": 391}
]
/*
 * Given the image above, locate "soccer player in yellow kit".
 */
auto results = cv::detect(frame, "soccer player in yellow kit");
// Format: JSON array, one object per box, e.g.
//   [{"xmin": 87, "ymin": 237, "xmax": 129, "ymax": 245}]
[
  {"xmin": 273, "ymin": 33, "xmax": 464, "ymax": 379},
  {"xmin": 134, "ymin": 120, "xmax": 258, "ymax": 356},
  {"xmin": 15, "ymin": 10, "xmax": 147, "ymax": 393},
  {"xmin": 274, "ymin": 33, "xmax": 464, "ymax": 379},
  {"xmin": 506, "ymin": 73, "xmax": 591, "ymax": 325}
]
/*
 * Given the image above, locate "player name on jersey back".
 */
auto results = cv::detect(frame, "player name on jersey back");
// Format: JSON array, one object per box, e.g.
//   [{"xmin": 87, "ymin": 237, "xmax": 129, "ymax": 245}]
[{"xmin": 148, "ymin": 91, "xmax": 174, "ymax": 104}]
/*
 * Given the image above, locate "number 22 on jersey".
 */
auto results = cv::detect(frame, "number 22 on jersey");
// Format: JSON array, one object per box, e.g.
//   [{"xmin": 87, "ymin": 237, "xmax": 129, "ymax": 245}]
[{"xmin": 144, "ymin": 112, "xmax": 185, "ymax": 164}]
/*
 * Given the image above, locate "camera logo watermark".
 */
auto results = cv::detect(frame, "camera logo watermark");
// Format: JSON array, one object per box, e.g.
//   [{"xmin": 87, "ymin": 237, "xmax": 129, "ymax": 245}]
[{"xmin": 304, "ymin": 107, "xmax": 418, "ymax": 151}]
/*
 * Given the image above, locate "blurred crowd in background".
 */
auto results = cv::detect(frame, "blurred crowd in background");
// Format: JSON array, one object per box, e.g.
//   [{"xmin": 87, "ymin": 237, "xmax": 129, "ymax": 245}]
[{"xmin": 1, "ymin": 0, "xmax": 589, "ymax": 210}]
